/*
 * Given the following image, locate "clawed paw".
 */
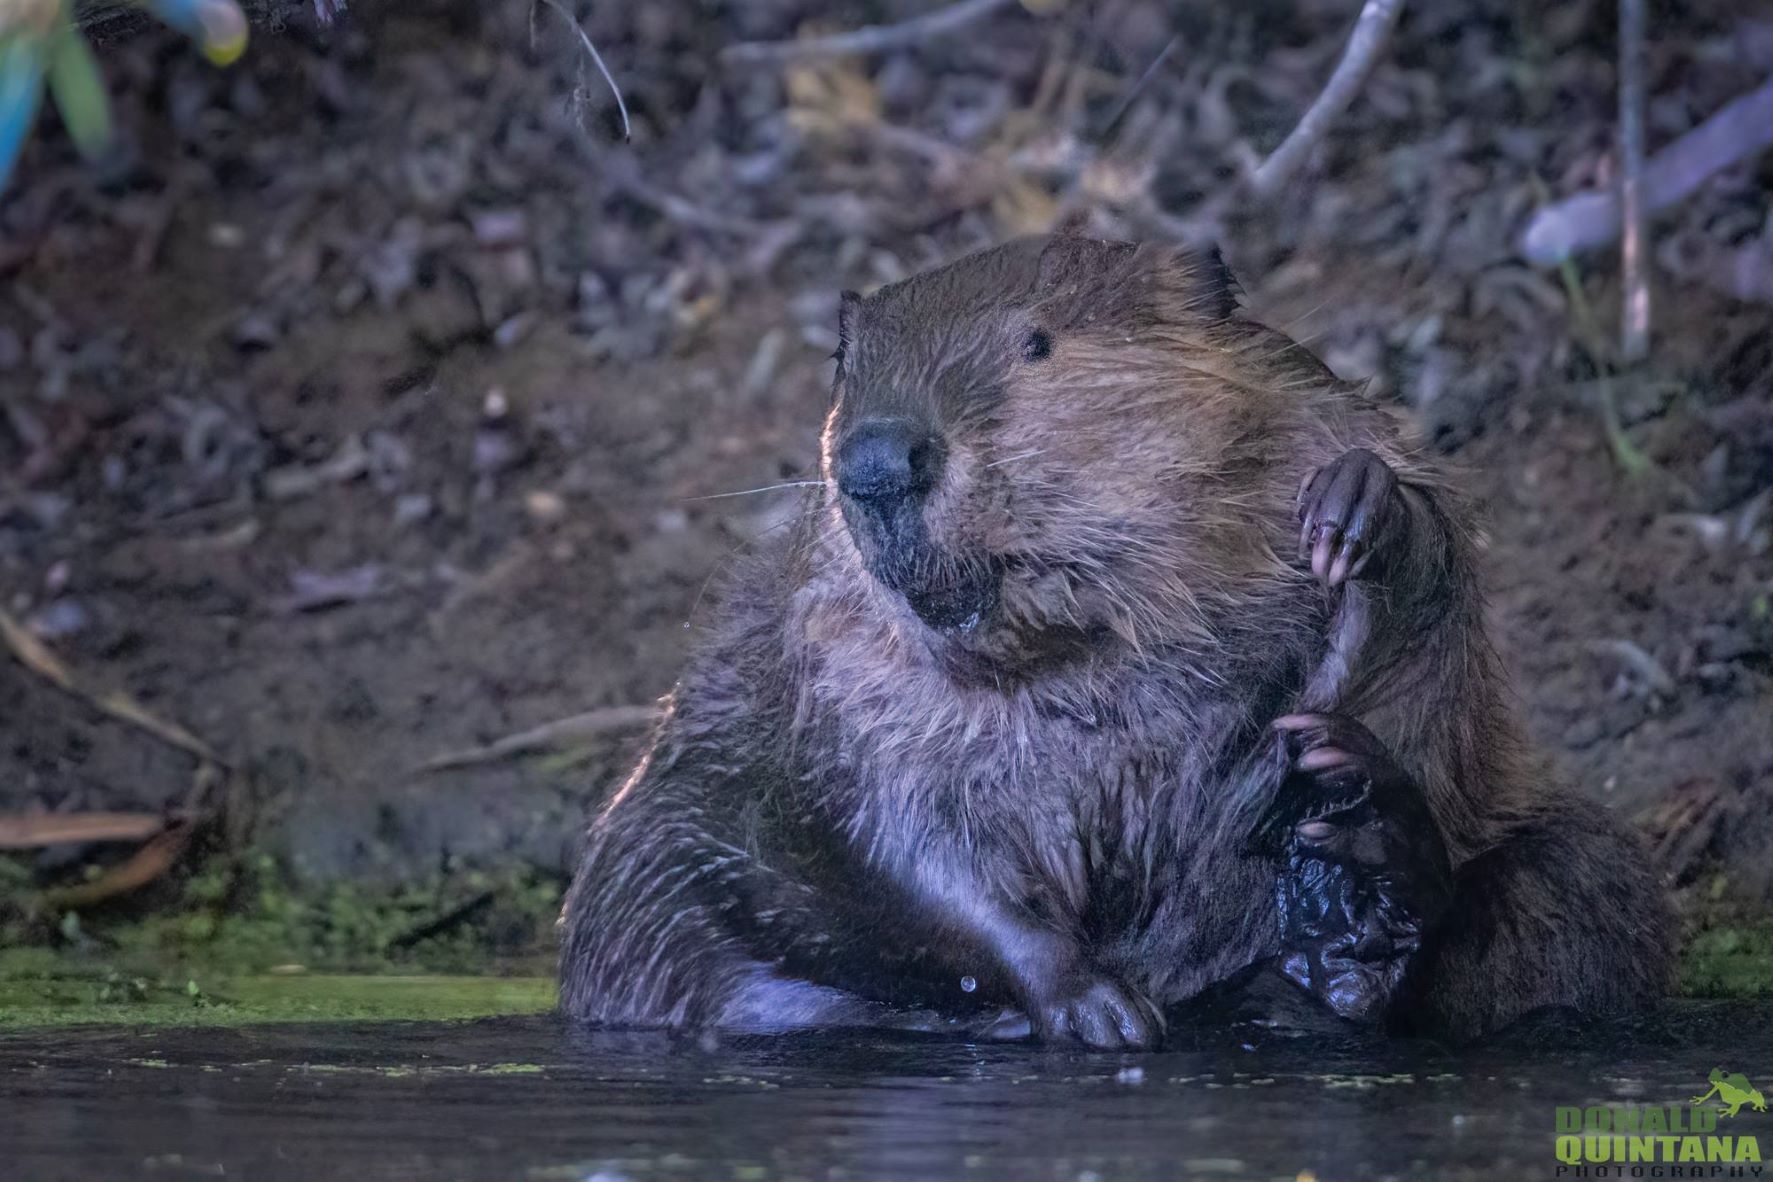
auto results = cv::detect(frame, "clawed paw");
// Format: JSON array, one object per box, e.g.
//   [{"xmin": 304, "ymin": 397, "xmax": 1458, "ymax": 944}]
[
  {"xmin": 1261, "ymin": 712, "xmax": 1406, "ymax": 855},
  {"xmin": 1031, "ymin": 975, "xmax": 1163, "ymax": 1050},
  {"xmin": 1296, "ymin": 448, "xmax": 1401, "ymax": 587}
]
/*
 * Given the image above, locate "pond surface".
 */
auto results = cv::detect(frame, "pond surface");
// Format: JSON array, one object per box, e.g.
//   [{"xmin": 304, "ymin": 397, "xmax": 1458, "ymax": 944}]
[{"xmin": 4, "ymin": 1002, "xmax": 1771, "ymax": 1181}]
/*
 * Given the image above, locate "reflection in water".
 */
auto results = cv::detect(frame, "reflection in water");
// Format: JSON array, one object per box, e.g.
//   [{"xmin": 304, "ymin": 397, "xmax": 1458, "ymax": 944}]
[{"xmin": 3, "ymin": 1003, "xmax": 1770, "ymax": 1180}]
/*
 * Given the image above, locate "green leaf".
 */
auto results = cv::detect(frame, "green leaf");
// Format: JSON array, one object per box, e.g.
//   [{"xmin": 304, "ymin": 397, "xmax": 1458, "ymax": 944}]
[{"xmin": 46, "ymin": 27, "xmax": 112, "ymax": 160}]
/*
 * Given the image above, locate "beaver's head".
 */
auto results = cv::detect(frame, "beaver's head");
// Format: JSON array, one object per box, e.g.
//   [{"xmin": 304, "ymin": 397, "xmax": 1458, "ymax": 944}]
[{"xmin": 822, "ymin": 233, "xmax": 1299, "ymax": 676}]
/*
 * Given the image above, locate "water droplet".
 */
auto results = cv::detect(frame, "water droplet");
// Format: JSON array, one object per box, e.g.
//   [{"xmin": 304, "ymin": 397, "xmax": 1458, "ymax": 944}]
[{"xmin": 959, "ymin": 975, "xmax": 977, "ymax": 993}]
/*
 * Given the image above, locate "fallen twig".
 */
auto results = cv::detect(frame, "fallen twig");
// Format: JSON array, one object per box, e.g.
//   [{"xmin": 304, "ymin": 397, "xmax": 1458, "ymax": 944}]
[
  {"xmin": 1099, "ymin": 34, "xmax": 1180, "ymax": 139},
  {"xmin": 722, "ymin": 0, "xmax": 1018, "ymax": 66},
  {"xmin": 0, "ymin": 607, "xmax": 222, "ymax": 766},
  {"xmin": 41, "ymin": 819, "xmax": 198, "ymax": 910},
  {"xmin": 273, "ymin": 564, "xmax": 390, "ymax": 613},
  {"xmin": 412, "ymin": 704, "xmax": 660, "ymax": 775},
  {"xmin": 535, "ymin": 0, "xmax": 632, "ymax": 142},
  {"xmin": 1522, "ymin": 74, "xmax": 1773, "ymax": 264},
  {"xmin": 0, "ymin": 811, "xmax": 180, "ymax": 850},
  {"xmin": 1250, "ymin": 0, "xmax": 1405, "ymax": 197},
  {"xmin": 390, "ymin": 889, "xmax": 496, "ymax": 949},
  {"xmin": 1617, "ymin": 0, "xmax": 1650, "ymax": 363}
]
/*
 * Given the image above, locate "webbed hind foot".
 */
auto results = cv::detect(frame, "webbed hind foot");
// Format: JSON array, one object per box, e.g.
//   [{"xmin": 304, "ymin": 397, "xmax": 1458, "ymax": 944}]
[{"xmin": 1261, "ymin": 712, "xmax": 1453, "ymax": 1025}]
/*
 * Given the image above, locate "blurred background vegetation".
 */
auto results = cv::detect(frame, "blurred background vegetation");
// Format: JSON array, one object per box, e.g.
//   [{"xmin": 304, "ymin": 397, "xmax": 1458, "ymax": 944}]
[{"xmin": 0, "ymin": 0, "xmax": 1769, "ymax": 1021}]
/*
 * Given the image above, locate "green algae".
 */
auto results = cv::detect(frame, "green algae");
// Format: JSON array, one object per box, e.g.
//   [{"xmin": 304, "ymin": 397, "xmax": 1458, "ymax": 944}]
[{"xmin": 0, "ymin": 968, "xmax": 555, "ymax": 1029}]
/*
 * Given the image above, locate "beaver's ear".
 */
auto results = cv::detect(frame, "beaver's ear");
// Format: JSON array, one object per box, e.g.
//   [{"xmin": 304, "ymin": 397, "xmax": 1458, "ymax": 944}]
[
  {"xmin": 836, "ymin": 290, "xmax": 861, "ymax": 359},
  {"xmin": 1036, "ymin": 233, "xmax": 1134, "ymax": 294},
  {"xmin": 1035, "ymin": 236, "xmax": 1084, "ymax": 293},
  {"xmin": 1198, "ymin": 245, "xmax": 1244, "ymax": 321},
  {"xmin": 1053, "ymin": 209, "xmax": 1091, "ymax": 237}
]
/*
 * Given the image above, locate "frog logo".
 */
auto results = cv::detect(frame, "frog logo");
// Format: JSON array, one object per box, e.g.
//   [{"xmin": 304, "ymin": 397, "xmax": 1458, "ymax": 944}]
[{"xmin": 1693, "ymin": 1068, "xmax": 1768, "ymax": 1120}]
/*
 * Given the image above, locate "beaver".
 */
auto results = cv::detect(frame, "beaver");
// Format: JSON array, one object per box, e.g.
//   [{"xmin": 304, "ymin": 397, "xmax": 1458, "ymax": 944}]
[{"xmin": 559, "ymin": 233, "xmax": 1673, "ymax": 1046}]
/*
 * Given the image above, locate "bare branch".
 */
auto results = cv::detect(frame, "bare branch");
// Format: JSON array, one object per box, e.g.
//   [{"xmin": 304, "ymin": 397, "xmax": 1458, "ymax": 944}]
[
  {"xmin": 1522, "ymin": 73, "xmax": 1773, "ymax": 265},
  {"xmin": 0, "ymin": 811, "xmax": 179, "ymax": 850},
  {"xmin": 1618, "ymin": 0, "xmax": 1650, "ymax": 362},
  {"xmin": 42, "ymin": 819, "xmax": 198, "ymax": 910},
  {"xmin": 722, "ymin": 0, "xmax": 1019, "ymax": 66},
  {"xmin": 412, "ymin": 704, "xmax": 660, "ymax": 775},
  {"xmin": 1250, "ymin": 0, "xmax": 1406, "ymax": 198},
  {"xmin": 0, "ymin": 607, "xmax": 222, "ymax": 766},
  {"xmin": 536, "ymin": 0, "xmax": 631, "ymax": 142}
]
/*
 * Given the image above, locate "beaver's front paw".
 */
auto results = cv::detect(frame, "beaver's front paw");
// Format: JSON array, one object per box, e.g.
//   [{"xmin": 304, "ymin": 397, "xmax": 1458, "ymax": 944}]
[
  {"xmin": 1297, "ymin": 448, "xmax": 1402, "ymax": 586},
  {"xmin": 1262, "ymin": 712, "xmax": 1452, "ymax": 1024},
  {"xmin": 1025, "ymin": 973, "xmax": 1163, "ymax": 1049}
]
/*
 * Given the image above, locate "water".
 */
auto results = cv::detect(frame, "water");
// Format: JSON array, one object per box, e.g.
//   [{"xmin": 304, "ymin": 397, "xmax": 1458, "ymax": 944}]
[{"xmin": 4, "ymin": 1003, "xmax": 1770, "ymax": 1181}]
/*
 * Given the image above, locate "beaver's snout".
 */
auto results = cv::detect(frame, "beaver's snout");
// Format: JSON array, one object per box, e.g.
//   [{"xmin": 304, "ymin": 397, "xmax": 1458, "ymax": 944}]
[
  {"xmin": 835, "ymin": 419, "xmax": 944, "ymax": 511},
  {"xmin": 834, "ymin": 419, "xmax": 993, "ymax": 632}
]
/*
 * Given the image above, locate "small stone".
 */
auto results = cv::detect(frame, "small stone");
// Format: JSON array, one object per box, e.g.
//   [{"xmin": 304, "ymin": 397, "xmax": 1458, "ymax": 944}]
[
  {"xmin": 576, "ymin": 271, "xmax": 616, "ymax": 332},
  {"xmin": 232, "ymin": 312, "xmax": 281, "ymax": 351},
  {"xmin": 392, "ymin": 493, "xmax": 433, "ymax": 526},
  {"xmin": 469, "ymin": 208, "xmax": 528, "ymax": 249},
  {"xmin": 472, "ymin": 428, "xmax": 528, "ymax": 477},
  {"xmin": 27, "ymin": 598, "xmax": 89, "ymax": 640},
  {"xmin": 493, "ymin": 311, "xmax": 539, "ymax": 350},
  {"xmin": 525, "ymin": 490, "xmax": 567, "ymax": 523},
  {"xmin": 333, "ymin": 279, "xmax": 368, "ymax": 315}
]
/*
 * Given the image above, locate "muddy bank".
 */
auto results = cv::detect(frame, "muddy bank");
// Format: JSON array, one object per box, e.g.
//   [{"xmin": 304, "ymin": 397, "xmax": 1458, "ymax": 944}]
[{"xmin": 0, "ymin": 3, "xmax": 1768, "ymax": 960}]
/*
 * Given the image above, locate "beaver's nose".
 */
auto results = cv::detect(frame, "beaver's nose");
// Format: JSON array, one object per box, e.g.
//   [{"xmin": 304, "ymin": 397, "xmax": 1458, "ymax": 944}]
[{"xmin": 836, "ymin": 420, "xmax": 941, "ymax": 510}]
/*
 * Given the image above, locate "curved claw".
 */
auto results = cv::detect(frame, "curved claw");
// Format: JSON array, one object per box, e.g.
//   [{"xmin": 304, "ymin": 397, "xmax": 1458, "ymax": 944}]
[
  {"xmin": 1296, "ymin": 447, "xmax": 1400, "ymax": 588},
  {"xmin": 0, "ymin": 33, "xmax": 50, "ymax": 192},
  {"xmin": 141, "ymin": 0, "xmax": 249, "ymax": 66}
]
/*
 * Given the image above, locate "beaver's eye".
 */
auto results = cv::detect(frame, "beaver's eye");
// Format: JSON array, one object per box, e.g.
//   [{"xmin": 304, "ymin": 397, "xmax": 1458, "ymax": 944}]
[{"xmin": 1022, "ymin": 328, "xmax": 1053, "ymax": 363}]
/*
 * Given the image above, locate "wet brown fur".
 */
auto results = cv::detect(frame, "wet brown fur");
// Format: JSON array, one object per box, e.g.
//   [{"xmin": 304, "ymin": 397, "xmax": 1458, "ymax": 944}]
[{"xmin": 559, "ymin": 234, "xmax": 1673, "ymax": 1041}]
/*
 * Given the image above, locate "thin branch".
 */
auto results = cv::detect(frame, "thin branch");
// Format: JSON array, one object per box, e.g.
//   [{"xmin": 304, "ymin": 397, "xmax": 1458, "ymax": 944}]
[
  {"xmin": 722, "ymin": 0, "xmax": 1019, "ymax": 66},
  {"xmin": 412, "ymin": 704, "xmax": 660, "ymax": 775},
  {"xmin": 41, "ymin": 819, "xmax": 197, "ymax": 910},
  {"xmin": 1099, "ymin": 33, "xmax": 1180, "ymax": 138},
  {"xmin": 1618, "ymin": 0, "xmax": 1650, "ymax": 363},
  {"xmin": 1522, "ymin": 73, "xmax": 1773, "ymax": 265},
  {"xmin": 536, "ymin": 0, "xmax": 631, "ymax": 142},
  {"xmin": 0, "ymin": 811, "xmax": 180, "ymax": 850},
  {"xmin": 1250, "ymin": 0, "xmax": 1406, "ymax": 198},
  {"xmin": 0, "ymin": 607, "xmax": 222, "ymax": 767}
]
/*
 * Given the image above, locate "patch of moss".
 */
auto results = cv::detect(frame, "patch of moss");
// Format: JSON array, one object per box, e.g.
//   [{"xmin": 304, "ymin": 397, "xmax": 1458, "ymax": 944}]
[
  {"xmin": 0, "ymin": 848, "xmax": 565, "ymax": 1026},
  {"xmin": 1681, "ymin": 922, "xmax": 1773, "ymax": 998},
  {"xmin": 2, "ymin": 852, "xmax": 562, "ymax": 977}
]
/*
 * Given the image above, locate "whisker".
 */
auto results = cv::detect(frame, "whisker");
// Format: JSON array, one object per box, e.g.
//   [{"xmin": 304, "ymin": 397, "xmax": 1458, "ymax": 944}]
[
  {"xmin": 689, "ymin": 480, "xmax": 828, "ymax": 501},
  {"xmin": 986, "ymin": 449, "xmax": 1047, "ymax": 469}
]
